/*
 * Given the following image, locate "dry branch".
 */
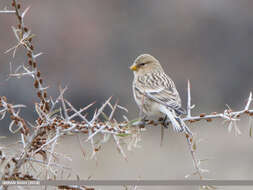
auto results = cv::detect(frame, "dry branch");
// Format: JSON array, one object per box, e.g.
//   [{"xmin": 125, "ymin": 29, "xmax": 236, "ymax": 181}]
[{"xmin": 1, "ymin": 1, "xmax": 253, "ymax": 190}]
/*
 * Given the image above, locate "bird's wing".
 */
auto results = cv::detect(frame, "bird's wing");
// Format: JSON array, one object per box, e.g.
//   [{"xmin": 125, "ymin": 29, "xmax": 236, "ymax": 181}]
[
  {"xmin": 135, "ymin": 72, "xmax": 185, "ymax": 115},
  {"xmin": 145, "ymin": 89, "xmax": 185, "ymax": 115}
]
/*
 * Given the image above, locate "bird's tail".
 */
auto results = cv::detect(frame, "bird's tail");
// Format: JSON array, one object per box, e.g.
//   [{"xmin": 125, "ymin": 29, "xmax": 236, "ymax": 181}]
[
  {"xmin": 160, "ymin": 106, "xmax": 192, "ymax": 136},
  {"xmin": 175, "ymin": 117, "xmax": 192, "ymax": 136}
]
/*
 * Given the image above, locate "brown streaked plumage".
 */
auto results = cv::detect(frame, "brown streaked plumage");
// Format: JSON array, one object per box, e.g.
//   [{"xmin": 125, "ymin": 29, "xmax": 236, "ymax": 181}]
[{"xmin": 130, "ymin": 54, "xmax": 191, "ymax": 134}]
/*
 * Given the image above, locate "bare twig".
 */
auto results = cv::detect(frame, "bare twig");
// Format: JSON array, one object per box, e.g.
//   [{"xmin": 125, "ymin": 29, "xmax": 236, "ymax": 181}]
[
  {"xmin": 0, "ymin": 10, "xmax": 15, "ymax": 13},
  {"xmin": 1, "ymin": 1, "xmax": 253, "ymax": 189}
]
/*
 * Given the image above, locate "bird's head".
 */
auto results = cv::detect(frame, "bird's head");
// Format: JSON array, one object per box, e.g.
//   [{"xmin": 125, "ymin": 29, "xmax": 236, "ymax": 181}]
[{"xmin": 130, "ymin": 54, "xmax": 163, "ymax": 75}]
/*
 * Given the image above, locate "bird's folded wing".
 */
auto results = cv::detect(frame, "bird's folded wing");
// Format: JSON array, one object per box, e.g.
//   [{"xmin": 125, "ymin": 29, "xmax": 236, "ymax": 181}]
[{"xmin": 135, "ymin": 86, "xmax": 186, "ymax": 115}]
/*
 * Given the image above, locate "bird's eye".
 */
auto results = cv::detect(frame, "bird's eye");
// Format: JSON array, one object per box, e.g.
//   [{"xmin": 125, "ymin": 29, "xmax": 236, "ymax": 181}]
[{"xmin": 139, "ymin": 63, "xmax": 146, "ymax": 66}]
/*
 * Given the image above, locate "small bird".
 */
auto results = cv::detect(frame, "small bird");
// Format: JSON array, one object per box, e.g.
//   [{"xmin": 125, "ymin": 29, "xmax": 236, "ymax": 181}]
[{"xmin": 130, "ymin": 54, "xmax": 191, "ymax": 135}]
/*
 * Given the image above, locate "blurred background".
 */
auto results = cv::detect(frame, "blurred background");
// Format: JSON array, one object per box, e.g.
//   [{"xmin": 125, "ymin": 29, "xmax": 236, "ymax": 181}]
[{"xmin": 1, "ymin": 0, "xmax": 253, "ymax": 189}]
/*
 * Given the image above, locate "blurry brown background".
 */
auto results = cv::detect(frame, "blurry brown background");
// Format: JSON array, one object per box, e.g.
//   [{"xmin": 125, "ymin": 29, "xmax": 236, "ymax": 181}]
[{"xmin": 1, "ymin": 0, "xmax": 253, "ymax": 189}]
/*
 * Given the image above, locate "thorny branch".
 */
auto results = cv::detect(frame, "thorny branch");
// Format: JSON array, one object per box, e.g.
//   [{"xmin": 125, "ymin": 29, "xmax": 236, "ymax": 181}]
[{"xmin": 1, "ymin": 1, "xmax": 253, "ymax": 190}]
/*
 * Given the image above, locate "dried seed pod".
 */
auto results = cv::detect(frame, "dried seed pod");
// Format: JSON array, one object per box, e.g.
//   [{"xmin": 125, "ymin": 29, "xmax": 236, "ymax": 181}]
[
  {"xmin": 206, "ymin": 118, "xmax": 212, "ymax": 122},
  {"xmin": 24, "ymin": 27, "xmax": 28, "ymax": 32},
  {"xmin": 199, "ymin": 113, "xmax": 206, "ymax": 117},
  {"xmin": 32, "ymin": 62, "xmax": 37, "ymax": 68},
  {"xmin": 39, "ymin": 79, "xmax": 43, "ymax": 84},
  {"xmin": 30, "ymin": 45, "xmax": 34, "ymax": 50},
  {"xmin": 17, "ymin": 4, "xmax": 21, "ymax": 9},
  {"xmin": 36, "ymin": 71, "xmax": 41, "ymax": 77},
  {"xmin": 28, "ymin": 59, "xmax": 33, "ymax": 66},
  {"xmin": 43, "ymin": 92, "xmax": 47, "ymax": 98},
  {"xmin": 23, "ymin": 174, "xmax": 33, "ymax": 180},
  {"xmin": 27, "ymin": 52, "xmax": 32, "ymax": 58},
  {"xmin": 34, "ymin": 80, "xmax": 39, "ymax": 88},
  {"xmin": 37, "ymin": 91, "xmax": 42, "ymax": 98}
]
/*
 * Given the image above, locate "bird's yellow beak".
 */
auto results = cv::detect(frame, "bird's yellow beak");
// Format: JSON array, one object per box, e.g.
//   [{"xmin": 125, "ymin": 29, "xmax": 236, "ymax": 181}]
[{"xmin": 130, "ymin": 65, "xmax": 138, "ymax": 71}]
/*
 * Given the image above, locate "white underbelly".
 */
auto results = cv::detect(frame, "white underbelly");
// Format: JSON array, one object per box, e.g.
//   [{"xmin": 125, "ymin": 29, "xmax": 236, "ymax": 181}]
[
  {"xmin": 135, "ymin": 97, "xmax": 164, "ymax": 118},
  {"xmin": 146, "ymin": 102, "xmax": 162, "ymax": 116}
]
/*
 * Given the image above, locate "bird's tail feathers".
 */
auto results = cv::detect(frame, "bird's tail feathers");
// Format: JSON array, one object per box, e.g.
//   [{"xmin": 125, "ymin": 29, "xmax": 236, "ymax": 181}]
[
  {"xmin": 160, "ymin": 106, "xmax": 183, "ymax": 133},
  {"xmin": 160, "ymin": 106, "xmax": 192, "ymax": 135},
  {"xmin": 175, "ymin": 117, "xmax": 192, "ymax": 136}
]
